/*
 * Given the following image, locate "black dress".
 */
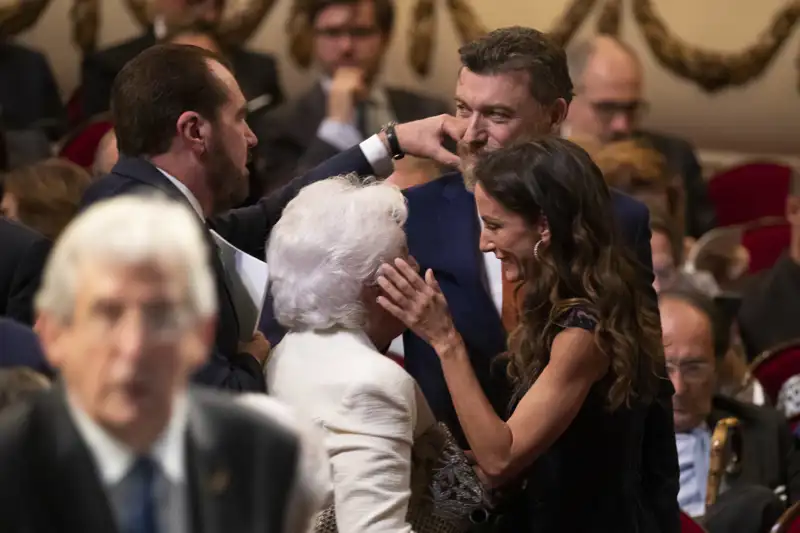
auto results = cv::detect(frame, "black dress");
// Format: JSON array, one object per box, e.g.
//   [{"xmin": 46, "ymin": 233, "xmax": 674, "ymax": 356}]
[{"xmin": 493, "ymin": 307, "xmax": 662, "ymax": 533}]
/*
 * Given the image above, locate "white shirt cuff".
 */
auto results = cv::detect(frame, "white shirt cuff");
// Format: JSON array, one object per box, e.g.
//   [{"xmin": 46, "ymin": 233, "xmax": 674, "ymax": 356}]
[
  {"xmin": 317, "ymin": 119, "xmax": 363, "ymax": 152},
  {"xmin": 359, "ymin": 134, "xmax": 393, "ymax": 177}
]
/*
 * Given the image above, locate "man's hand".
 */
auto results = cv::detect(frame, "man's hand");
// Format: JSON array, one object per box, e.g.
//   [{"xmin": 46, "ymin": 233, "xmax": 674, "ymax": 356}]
[
  {"xmin": 384, "ymin": 115, "xmax": 467, "ymax": 168},
  {"xmin": 328, "ymin": 67, "xmax": 366, "ymax": 124},
  {"xmin": 239, "ymin": 331, "xmax": 271, "ymax": 366}
]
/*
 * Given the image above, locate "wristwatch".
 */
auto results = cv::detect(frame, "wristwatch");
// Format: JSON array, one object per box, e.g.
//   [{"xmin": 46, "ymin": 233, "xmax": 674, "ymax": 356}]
[{"xmin": 380, "ymin": 121, "xmax": 405, "ymax": 160}]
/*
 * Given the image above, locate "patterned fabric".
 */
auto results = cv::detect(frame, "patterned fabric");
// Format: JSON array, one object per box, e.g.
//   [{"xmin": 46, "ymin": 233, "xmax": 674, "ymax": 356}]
[
  {"xmin": 777, "ymin": 375, "xmax": 800, "ymax": 420},
  {"xmin": 314, "ymin": 423, "xmax": 493, "ymax": 533},
  {"xmin": 558, "ymin": 307, "xmax": 599, "ymax": 332},
  {"xmin": 676, "ymin": 426, "xmax": 711, "ymax": 517}
]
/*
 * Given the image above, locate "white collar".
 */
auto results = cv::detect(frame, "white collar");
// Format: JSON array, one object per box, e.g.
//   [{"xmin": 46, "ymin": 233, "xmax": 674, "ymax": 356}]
[
  {"xmin": 157, "ymin": 167, "xmax": 204, "ymax": 218},
  {"xmin": 67, "ymin": 392, "xmax": 190, "ymax": 485},
  {"xmin": 153, "ymin": 16, "xmax": 168, "ymax": 40}
]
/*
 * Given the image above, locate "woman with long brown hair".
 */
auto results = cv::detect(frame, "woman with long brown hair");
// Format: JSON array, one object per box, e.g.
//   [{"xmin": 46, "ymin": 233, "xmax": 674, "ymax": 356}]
[{"xmin": 377, "ymin": 138, "xmax": 670, "ymax": 532}]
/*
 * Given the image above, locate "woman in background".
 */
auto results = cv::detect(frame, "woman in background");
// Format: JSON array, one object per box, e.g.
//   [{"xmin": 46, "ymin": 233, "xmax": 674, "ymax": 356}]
[{"xmin": 377, "ymin": 139, "xmax": 672, "ymax": 532}]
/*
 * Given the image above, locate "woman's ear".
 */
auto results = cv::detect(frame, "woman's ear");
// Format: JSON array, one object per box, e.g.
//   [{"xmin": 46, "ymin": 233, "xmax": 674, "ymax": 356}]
[{"xmin": 538, "ymin": 216, "xmax": 551, "ymax": 244}]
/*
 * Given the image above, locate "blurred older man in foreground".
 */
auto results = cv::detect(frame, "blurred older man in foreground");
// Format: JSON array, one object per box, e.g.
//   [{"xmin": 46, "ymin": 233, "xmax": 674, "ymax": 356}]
[{"xmin": 0, "ymin": 195, "xmax": 327, "ymax": 533}]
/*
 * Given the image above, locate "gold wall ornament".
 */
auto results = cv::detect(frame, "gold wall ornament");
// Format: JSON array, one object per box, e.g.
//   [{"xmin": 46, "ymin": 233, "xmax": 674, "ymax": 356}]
[
  {"xmin": 633, "ymin": 0, "xmax": 800, "ymax": 92},
  {"xmin": 548, "ymin": 0, "xmax": 598, "ymax": 45},
  {"xmin": 447, "ymin": 0, "xmax": 487, "ymax": 45},
  {"xmin": 409, "ymin": 0, "xmax": 436, "ymax": 77},
  {"xmin": 596, "ymin": 0, "xmax": 622, "ymax": 36},
  {"xmin": 70, "ymin": 0, "xmax": 99, "ymax": 53},
  {"xmin": 287, "ymin": 0, "xmax": 312, "ymax": 69},
  {"xmin": 0, "ymin": 0, "xmax": 52, "ymax": 38},
  {"xmin": 121, "ymin": 0, "xmax": 276, "ymax": 46}
]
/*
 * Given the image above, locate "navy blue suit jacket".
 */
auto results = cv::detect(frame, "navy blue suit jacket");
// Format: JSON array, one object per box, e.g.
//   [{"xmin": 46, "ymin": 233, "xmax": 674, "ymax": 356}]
[
  {"xmin": 0, "ymin": 318, "xmax": 50, "ymax": 376},
  {"xmin": 403, "ymin": 172, "xmax": 680, "ymax": 533},
  {"xmin": 81, "ymin": 146, "xmax": 376, "ymax": 392}
]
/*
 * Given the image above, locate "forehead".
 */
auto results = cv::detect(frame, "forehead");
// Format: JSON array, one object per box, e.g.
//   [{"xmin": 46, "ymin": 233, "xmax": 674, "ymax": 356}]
[
  {"xmin": 660, "ymin": 299, "xmax": 713, "ymax": 357},
  {"xmin": 315, "ymin": 0, "xmax": 376, "ymax": 27},
  {"xmin": 456, "ymin": 68, "xmax": 536, "ymax": 109},
  {"xmin": 76, "ymin": 260, "xmax": 185, "ymax": 301},
  {"xmin": 581, "ymin": 54, "xmax": 641, "ymax": 101}
]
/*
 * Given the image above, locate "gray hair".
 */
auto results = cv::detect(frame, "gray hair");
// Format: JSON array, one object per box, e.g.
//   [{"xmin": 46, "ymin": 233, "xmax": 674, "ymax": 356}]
[
  {"xmin": 35, "ymin": 195, "xmax": 217, "ymax": 322},
  {"xmin": 267, "ymin": 174, "xmax": 408, "ymax": 330}
]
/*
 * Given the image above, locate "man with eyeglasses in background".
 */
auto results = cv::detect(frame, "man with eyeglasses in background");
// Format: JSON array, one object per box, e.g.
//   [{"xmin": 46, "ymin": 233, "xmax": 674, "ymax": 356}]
[
  {"xmin": 563, "ymin": 35, "xmax": 716, "ymax": 239},
  {"xmin": 252, "ymin": 0, "xmax": 451, "ymax": 196},
  {"xmin": 660, "ymin": 287, "xmax": 800, "ymax": 533}
]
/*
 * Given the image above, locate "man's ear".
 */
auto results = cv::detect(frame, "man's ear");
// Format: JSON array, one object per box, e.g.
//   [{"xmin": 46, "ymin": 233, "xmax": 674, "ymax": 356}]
[
  {"xmin": 176, "ymin": 111, "xmax": 211, "ymax": 155},
  {"xmin": 550, "ymin": 98, "xmax": 569, "ymax": 129}
]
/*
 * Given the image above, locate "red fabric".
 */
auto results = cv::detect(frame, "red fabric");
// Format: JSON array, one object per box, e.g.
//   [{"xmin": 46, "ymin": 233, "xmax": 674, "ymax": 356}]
[
  {"xmin": 741, "ymin": 222, "xmax": 791, "ymax": 273},
  {"xmin": 708, "ymin": 162, "xmax": 792, "ymax": 227},
  {"xmin": 679, "ymin": 511, "xmax": 706, "ymax": 533},
  {"xmin": 751, "ymin": 345, "xmax": 800, "ymax": 405},
  {"xmin": 59, "ymin": 120, "xmax": 113, "ymax": 169}
]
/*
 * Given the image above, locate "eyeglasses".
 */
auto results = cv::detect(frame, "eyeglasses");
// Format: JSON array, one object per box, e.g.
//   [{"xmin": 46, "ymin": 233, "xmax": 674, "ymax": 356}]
[
  {"xmin": 88, "ymin": 300, "xmax": 194, "ymax": 342},
  {"xmin": 666, "ymin": 360, "xmax": 713, "ymax": 384},
  {"xmin": 589, "ymin": 100, "xmax": 649, "ymax": 124},
  {"xmin": 314, "ymin": 26, "xmax": 380, "ymax": 40}
]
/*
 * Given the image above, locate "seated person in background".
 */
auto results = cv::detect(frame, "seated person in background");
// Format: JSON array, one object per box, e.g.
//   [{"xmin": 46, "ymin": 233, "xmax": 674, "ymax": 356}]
[
  {"xmin": 253, "ymin": 0, "xmax": 450, "ymax": 196},
  {"xmin": 563, "ymin": 36, "xmax": 715, "ymax": 238},
  {"xmin": 81, "ymin": 0, "xmax": 283, "ymax": 120},
  {"xmin": 92, "ymin": 128, "xmax": 118, "ymax": 176},
  {"xmin": 0, "ymin": 40, "xmax": 65, "ymax": 140},
  {"xmin": 660, "ymin": 289, "xmax": 799, "ymax": 531},
  {"xmin": 0, "ymin": 318, "xmax": 50, "ymax": 376},
  {"xmin": 1, "ymin": 158, "xmax": 94, "ymax": 240},
  {"xmin": 265, "ymin": 176, "xmax": 437, "ymax": 532},
  {"xmin": 0, "ymin": 368, "xmax": 49, "ymax": 412},
  {"xmin": 0, "ymin": 216, "xmax": 50, "ymax": 326},
  {"xmin": 738, "ymin": 173, "xmax": 800, "ymax": 359}
]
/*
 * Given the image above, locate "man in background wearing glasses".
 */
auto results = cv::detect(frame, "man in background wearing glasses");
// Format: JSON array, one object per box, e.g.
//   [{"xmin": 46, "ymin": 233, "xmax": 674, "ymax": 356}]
[
  {"xmin": 252, "ymin": 0, "xmax": 451, "ymax": 196},
  {"xmin": 660, "ymin": 288, "xmax": 800, "ymax": 533},
  {"xmin": 563, "ymin": 35, "xmax": 716, "ymax": 239}
]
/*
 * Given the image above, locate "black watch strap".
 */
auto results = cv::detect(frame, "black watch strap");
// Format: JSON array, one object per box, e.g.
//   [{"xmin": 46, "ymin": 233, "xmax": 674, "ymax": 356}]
[{"xmin": 382, "ymin": 121, "xmax": 405, "ymax": 160}]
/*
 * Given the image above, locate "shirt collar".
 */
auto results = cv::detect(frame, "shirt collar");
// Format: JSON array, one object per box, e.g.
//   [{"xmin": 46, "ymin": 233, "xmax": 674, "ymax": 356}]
[
  {"xmin": 66, "ymin": 392, "xmax": 190, "ymax": 486},
  {"xmin": 153, "ymin": 16, "xmax": 168, "ymax": 40},
  {"xmin": 156, "ymin": 167, "xmax": 204, "ymax": 218}
]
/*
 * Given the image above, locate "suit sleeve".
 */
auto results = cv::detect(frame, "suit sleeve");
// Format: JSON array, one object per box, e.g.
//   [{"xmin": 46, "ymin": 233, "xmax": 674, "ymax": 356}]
[
  {"xmin": 6, "ymin": 237, "xmax": 50, "ymax": 326},
  {"xmin": 210, "ymin": 143, "xmax": 378, "ymax": 258},
  {"xmin": 634, "ymin": 208, "xmax": 681, "ymax": 533},
  {"xmin": 192, "ymin": 350, "xmax": 265, "ymax": 392},
  {"xmin": 325, "ymin": 377, "xmax": 417, "ymax": 533}
]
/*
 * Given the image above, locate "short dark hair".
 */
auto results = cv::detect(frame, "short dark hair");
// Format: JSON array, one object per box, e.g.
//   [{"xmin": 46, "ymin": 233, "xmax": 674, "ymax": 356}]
[
  {"xmin": 111, "ymin": 44, "xmax": 232, "ymax": 157},
  {"xmin": 308, "ymin": 0, "xmax": 395, "ymax": 35},
  {"xmin": 459, "ymin": 26, "xmax": 573, "ymax": 105},
  {"xmin": 660, "ymin": 288, "xmax": 731, "ymax": 359}
]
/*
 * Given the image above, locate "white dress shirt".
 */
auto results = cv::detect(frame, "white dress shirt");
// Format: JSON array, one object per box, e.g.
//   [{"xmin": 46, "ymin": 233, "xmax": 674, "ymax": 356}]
[
  {"xmin": 676, "ymin": 424, "xmax": 711, "ymax": 517},
  {"xmin": 67, "ymin": 393, "xmax": 190, "ymax": 533}
]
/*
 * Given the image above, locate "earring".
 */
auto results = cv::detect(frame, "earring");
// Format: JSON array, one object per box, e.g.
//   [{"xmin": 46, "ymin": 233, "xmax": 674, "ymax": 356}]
[{"xmin": 533, "ymin": 239, "xmax": 543, "ymax": 260}]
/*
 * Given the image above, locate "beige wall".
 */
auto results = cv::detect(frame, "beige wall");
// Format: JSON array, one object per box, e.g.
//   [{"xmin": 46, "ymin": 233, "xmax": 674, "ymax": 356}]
[{"xmin": 15, "ymin": 0, "xmax": 800, "ymax": 156}]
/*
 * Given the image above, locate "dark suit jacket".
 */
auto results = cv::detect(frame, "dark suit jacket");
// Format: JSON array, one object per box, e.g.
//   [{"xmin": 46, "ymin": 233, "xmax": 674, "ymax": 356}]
[
  {"xmin": 712, "ymin": 395, "xmax": 800, "ymax": 502},
  {"xmin": 81, "ymin": 31, "xmax": 283, "ymax": 119},
  {"xmin": 402, "ymin": 172, "xmax": 680, "ymax": 532},
  {"xmin": 0, "ymin": 218, "xmax": 50, "ymax": 326},
  {"xmin": 637, "ymin": 130, "xmax": 716, "ymax": 238},
  {"xmin": 0, "ymin": 43, "xmax": 65, "ymax": 140},
  {"xmin": 0, "ymin": 318, "xmax": 50, "ymax": 376},
  {"xmin": 80, "ymin": 145, "xmax": 377, "ymax": 391},
  {"xmin": 252, "ymin": 82, "xmax": 451, "ymax": 195},
  {"xmin": 0, "ymin": 386, "xmax": 300, "ymax": 533}
]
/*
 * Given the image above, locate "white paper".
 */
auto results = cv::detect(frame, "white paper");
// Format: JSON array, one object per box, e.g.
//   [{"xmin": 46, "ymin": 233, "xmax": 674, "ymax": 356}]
[{"xmin": 210, "ymin": 230, "xmax": 269, "ymax": 342}]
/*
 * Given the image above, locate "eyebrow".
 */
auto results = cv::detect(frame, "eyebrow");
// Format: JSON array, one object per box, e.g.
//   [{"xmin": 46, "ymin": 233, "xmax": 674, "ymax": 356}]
[
  {"xmin": 455, "ymin": 98, "xmax": 516, "ymax": 115},
  {"xmin": 480, "ymin": 215, "xmax": 503, "ymax": 226}
]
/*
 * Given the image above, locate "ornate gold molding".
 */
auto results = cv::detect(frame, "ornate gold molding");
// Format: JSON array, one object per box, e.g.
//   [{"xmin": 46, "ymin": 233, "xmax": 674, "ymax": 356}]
[
  {"xmin": 70, "ymin": 0, "xmax": 99, "ymax": 53},
  {"xmin": 409, "ymin": 0, "xmax": 437, "ymax": 77},
  {"xmin": 0, "ymin": 0, "xmax": 52, "ymax": 38},
  {"xmin": 633, "ymin": 0, "xmax": 800, "ymax": 92}
]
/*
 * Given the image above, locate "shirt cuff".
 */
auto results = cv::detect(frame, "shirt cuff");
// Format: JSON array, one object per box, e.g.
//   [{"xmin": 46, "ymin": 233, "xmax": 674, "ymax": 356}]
[
  {"xmin": 359, "ymin": 134, "xmax": 393, "ymax": 177},
  {"xmin": 317, "ymin": 119, "xmax": 363, "ymax": 152}
]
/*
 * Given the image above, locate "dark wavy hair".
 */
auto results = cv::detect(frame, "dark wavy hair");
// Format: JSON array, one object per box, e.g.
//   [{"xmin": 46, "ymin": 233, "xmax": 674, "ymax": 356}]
[{"xmin": 474, "ymin": 138, "xmax": 664, "ymax": 410}]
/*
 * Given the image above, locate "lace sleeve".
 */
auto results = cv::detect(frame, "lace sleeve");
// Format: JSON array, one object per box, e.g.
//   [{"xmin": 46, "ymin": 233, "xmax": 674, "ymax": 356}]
[{"xmin": 559, "ymin": 307, "xmax": 598, "ymax": 332}]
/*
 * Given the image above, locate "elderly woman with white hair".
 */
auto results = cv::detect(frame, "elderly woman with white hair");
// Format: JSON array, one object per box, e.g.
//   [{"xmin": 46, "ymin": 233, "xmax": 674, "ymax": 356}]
[{"xmin": 266, "ymin": 176, "xmax": 490, "ymax": 533}]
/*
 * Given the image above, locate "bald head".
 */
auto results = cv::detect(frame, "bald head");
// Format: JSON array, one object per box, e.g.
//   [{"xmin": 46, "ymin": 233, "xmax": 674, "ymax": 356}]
[{"xmin": 564, "ymin": 36, "xmax": 644, "ymax": 143}]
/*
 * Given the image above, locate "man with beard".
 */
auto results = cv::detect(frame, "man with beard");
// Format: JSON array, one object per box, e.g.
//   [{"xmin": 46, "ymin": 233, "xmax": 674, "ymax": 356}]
[
  {"xmin": 394, "ymin": 26, "xmax": 680, "ymax": 532},
  {"xmin": 81, "ymin": 44, "xmax": 465, "ymax": 393}
]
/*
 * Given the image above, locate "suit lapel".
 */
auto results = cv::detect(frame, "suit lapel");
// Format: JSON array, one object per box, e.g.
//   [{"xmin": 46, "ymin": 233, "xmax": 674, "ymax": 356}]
[{"xmin": 31, "ymin": 388, "xmax": 119, "ymax": 532}]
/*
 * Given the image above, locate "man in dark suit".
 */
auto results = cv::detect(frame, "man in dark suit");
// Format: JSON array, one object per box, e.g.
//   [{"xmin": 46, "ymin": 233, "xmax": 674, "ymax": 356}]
[
  {"xmin": 0, "ymin": 41, "xmax": 65, "ymax": 141},
  {"xmin": 390, "ymin": 27, "xmax": 678, "ymax": 533},
  {"xmin": 0, "ymin": 195, "xmax": 325, "ymax": 533},
  {"xmin": 252, "ymin": 0, "xmax": 451, "ymax": 195},
  {"xmin": 81, "ymin": 44, "xmax": 465, "ymax": 392},
  {"xmin": 660, "ymin": 289, "xmax": 800, "ymax": 532},
  {"xmin": 0, "ymin": 217, "xmax": 50, "ymax": 326},
  {"xmin": 81, "ymin": 0, "xmax": 283, "ymax": 120},
  {"xmin": 564, "ymin": 36, "xmax": 716, "ymax": 238}
]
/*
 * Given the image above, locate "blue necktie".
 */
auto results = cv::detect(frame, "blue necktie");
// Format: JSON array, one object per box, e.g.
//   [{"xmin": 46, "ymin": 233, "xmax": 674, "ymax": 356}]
[{"xmin": 123, "ymin": 456, "xmax": 159, "ymax": 533}]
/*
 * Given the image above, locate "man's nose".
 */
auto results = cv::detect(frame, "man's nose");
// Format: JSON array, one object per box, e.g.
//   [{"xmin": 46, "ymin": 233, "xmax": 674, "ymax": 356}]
[
  {"xmin": 463, "ymin": 116, "xmax": 486, "ymax": 144},
  {"xmin": 609, "ymin": 113, "xmax": 633, "ymax": 136},
  {"xmin": 116, "ymin": 312, "xmax": 148, "ymax": 360},
  {"xmin": 245, "ymin": 123, "xmax": 258, "ymax": 148},
  {"xmin": 669, "ymin": 369, "xmax": 687, "ymax": 396}
]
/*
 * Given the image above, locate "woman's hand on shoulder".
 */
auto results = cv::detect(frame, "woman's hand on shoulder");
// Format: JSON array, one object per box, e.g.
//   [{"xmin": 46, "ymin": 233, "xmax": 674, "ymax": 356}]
[{"xmin": 376, "ymin": 258, "xmax": 461, "ymax": 355}]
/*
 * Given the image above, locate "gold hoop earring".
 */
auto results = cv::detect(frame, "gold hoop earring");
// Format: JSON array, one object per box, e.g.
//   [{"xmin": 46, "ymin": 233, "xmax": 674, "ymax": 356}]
[{"xmin": 533, "ymin": 239, "xmax": 543, "ymax": 260}]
